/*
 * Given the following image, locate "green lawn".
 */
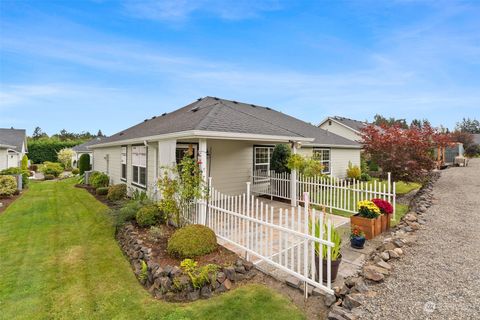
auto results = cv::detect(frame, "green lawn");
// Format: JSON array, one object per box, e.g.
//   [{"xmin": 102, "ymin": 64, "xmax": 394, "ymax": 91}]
[{"xmin": 0, "ymin": 179, "xmax": 304, "ymax": 320}]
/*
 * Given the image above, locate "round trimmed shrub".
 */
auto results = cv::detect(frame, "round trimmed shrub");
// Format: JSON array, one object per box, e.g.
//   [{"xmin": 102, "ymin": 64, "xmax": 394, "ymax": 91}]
[
  {"xmin": 72, "ymin": 168, "xmax": 79, "ymax": 175},
  {"xmin": 0, "ymin": 175, "xmax": 17, "ymax": 197},
  {"xmin": 96, "ymin": 187, "xmax": 109, "ymax": 195},
  {"xmin": 78, "ymin": 153, "xmax": 91, "ymax": 175},
  {"xmin": 90, "ymin": 172, "xmax": 109, "ymax": 188},
  {"xmin": 167, "ymin": 224, "xmax": 217, "ymax": 258},
  {"xmin": 44, "ymin": 174, "xmax": 55, "ymax": 180},
  {"xmin": 107, "ymin": 183, "xmax": 127, "ymax": 201},
  {"xmin": 136, "ymin": 205, "xmax": 161, "ymax": 227},
  {"xmin": 40, "ymin": 161, "xmax": 63, "ymax": 177}
]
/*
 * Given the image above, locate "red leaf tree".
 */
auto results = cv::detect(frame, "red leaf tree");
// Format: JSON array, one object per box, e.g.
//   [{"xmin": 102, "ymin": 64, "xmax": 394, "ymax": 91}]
[{"xmin": 361, "ymin": 124, "xmax": 451, "ymax": 182}]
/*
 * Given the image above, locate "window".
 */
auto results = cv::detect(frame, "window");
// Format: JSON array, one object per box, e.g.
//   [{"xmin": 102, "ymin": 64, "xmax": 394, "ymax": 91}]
[
  {"xmin": 176, "ymin": 144, "xmax": 197, "ymax": 164},
  {"xmin": 313, "ymin": 148, "xmax": 331, "ymax": 174},
  {"xmin": 121, "ymin": 146, "xmax": 127, "ymax": 181},
  {"xmin": 132, "ymin": 145, "xmax": 147, "ymax": 187},
  {"xmin": 254, "ymin": 146, "xmax": 274, "ymax": 175}
]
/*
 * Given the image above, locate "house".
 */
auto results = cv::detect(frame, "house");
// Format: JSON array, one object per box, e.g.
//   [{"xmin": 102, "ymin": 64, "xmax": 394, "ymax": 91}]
[
  {"xmin": 89, "ymin": 97, "xmax": 361, "ymax": 198},
  {"xmin": 0, "ymin": 128, "xmax": 28, "ymax": 171},
  {"xmin": 318, "ymin": 116, "xmax": 369, "ymax": 142},
  {"xmin": 71, "ymin": 137, "xmax": 105, "ymax": 167}
]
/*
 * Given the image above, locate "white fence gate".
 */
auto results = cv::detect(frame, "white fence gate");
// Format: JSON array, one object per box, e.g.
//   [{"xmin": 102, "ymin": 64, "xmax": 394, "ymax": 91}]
[
  {"xmin": 253, "ymin": 170, "xmax": 396, "ymax": 218},
  {"xmin": 185, "ymin": 178, "xmax": 336, "ymax": 296}
]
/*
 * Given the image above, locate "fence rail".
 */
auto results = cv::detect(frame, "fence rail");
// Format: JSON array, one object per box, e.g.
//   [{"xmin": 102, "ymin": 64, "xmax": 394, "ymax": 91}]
[
  {"xmin": 185, "ymin": 178, "xmax": 336, "ymax": 296},
  {"xmin": 252, "ymin": 170, "xmax": 396, "ymax": 219}
]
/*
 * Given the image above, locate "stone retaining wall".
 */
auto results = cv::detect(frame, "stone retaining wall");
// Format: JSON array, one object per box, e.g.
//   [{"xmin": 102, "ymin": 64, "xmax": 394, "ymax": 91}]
[{"xmin": 117, "ymin": 223, "xmax": 256, "ymax": 302}]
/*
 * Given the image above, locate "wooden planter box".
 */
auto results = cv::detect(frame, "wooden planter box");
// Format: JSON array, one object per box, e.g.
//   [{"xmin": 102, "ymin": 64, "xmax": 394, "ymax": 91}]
[
  {"xmin": 350, "ymin": 215, "xmax": 382, "ymax": 240},
  {"xmin": 380, "ymin": 213, "xmax": 393, "ymax": 232}
]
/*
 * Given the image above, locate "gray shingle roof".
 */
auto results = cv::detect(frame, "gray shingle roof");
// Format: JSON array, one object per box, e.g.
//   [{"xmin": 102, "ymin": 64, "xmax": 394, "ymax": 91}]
[
  {"xmin": 0, "ymin": 128, "xmax": 26, "ymax": 151},
  {"xmin": 72, "ymin": 137, "xmax": 105, "ymax": 152},
  {"xmin": 97, "ymin": 97, "xmax": 359, "ymax": 147},
  {"xmin": 330, "ymin": 116, "xmax": 368, "ymax": 132}
]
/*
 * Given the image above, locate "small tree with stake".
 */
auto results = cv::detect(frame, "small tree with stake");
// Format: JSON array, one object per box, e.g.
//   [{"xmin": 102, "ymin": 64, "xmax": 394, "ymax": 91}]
[{"xmin": 270, "ymin": 144, "xmax": 291, "ymax": 173}]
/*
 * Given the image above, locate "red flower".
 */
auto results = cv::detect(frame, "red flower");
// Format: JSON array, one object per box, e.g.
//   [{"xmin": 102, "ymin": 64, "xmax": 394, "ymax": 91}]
[{"xmin": 371, "ymin": 198, "xmax": 393, "ymax": 214}]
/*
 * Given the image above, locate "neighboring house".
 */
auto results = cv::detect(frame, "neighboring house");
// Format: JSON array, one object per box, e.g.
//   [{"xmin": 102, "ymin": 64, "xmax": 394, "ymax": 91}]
[
  {"xmin": 90, "ymin": 97, "xmax": 361, "ymax": 197},
  {"xmin": 318, "ymin": 116, "xmax": 369, "ymax": 142},
  {"xmin": 0, "ymin": 128, "xmax": 28, "ymax": 171},
  {"xmin": 71, "ymin": 137, "xmax": 105, "ymax": 167}
]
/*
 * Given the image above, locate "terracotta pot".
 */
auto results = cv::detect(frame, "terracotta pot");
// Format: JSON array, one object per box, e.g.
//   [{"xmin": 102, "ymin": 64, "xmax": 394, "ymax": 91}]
[
  {"xmin": 350, "ymin": 214, "xmax": 375, "ymax": 239},
  {"xmin": 315, "ymin": 254, "xmax": 342, "ymax": 283},
  {"xmin": 374, "ymin": 215, "xmax": 382, "ymax": 236}
]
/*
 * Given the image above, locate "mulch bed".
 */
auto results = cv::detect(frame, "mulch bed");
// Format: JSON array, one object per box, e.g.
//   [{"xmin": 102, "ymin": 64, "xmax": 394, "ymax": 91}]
[
  {"xmin": 133, "ymin": 223, "xmax": 239, "ymax": 268},
  {"xmin": 0, "ymin": 191, "xmax": 24, "ymax": 215}
]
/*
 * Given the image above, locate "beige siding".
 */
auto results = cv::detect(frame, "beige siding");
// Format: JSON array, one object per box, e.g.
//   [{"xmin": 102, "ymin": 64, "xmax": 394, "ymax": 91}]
[
  {"xmin": 319, "ymin": 121, "xmax": 360, "ymax": 142},
  {"xmin": 330, "ymin": 148, "xmax": 360, "ymax": 178},
  {"xmin": 208, "ymin": 139, "xmax": 254, "ymax": 195},
  {"xmin": 0, "ymin": 149, "xmax": 7, "ymax": 170},
  {"xmin": 92, "ymin": 146, "xmax": 121, "ymax": 185},
  {"xmin": 297, "ymin": 147, "xmax": 313, "ymax": 157}
]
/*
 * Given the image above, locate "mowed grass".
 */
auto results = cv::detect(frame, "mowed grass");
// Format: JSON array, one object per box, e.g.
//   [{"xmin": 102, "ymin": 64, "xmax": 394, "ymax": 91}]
[{"xmin": 0, "ymin": 179, "xmax": 304, "ymax": 320}]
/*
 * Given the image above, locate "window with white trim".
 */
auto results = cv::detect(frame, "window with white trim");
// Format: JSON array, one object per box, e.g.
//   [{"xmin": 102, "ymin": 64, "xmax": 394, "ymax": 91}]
[
  {"xmin": 313, "ymin": 148, "xmax": 330, "ymax": 174},
  {"xmin": 254, "ymin": 146, "xmax": 274, "ymax": 175},
  {"xmin": 121, "ymin": 146, "xmax": 127, "ymax": 180},
  {"xmin": 132, "ymin": 145, "xmax": 147, "ymax": 186}
]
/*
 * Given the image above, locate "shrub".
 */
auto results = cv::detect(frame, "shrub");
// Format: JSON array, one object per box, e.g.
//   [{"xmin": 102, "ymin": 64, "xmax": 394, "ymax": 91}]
[
  {"xmin": 40, "ymin": 161, "xmax": 63, "ymax": 177},
  {"xmin": 96, "ymin": 187, "xmax": 109, "ymax": 195},
  {"xmin": 167, "ymin": 224, "xmax": 217, "ymax": 258},
  {"xmin": 0, "ymin": 167, "xmax": 29, "ymax": 187},
  {"xmin": 180, "ymin": 259, "xmax": 219, "ymax": 289},
  {"xmin": 149, "ymin": 226, "xmax": 165, "ymax": 242},
  {"xmin": 29, "ymin": 164, "xmax": 38, "ymax": 172},
  {"xmin": 360, "ymin": 172, "xmax": 371, "ymax": 181},
  {"xmin": 286, "ymin": 154, "xmax": 324, "ymax": 177},
  {"xmin": 71, "ymin": 168, "xmax": 79, "ymax": 175},
  {"xmin": 136, "ymin": 205, "xmax": 161, "ymax": 227},
  {"xmin": 90, "ymin": 171, "xmax": 109, "ymax": 188},
  {"xmin": 346, "ymin": 162, "xmax": 361, "ymax": 180},
  {"xmin": 107, "ymin": 183, "xmax": 127, "ymax": 201},
  {"xmin": 57, "ymin": 148, "xmax": 74, "ymax": 170},
  {"xmin": 21, "ymin": 155, "xmax": 28, "ymax": 170},
  {"xmin": 270, "ymin": 144, "xmax": 291, "ymax": 173},
  {"xmin": 78, "ymin": 153, "xmax": 91, "ymax": 175},
  {"xmin": 44, "ymin": 174, "xmax": 55, "ymax": 180},
  {"xmin": 0, "ymin": 175, "xmax": 17, "ymax": 197},
  {"xmin": 116, "ymin": 200, "xmax": 145, "ymax": 225}
]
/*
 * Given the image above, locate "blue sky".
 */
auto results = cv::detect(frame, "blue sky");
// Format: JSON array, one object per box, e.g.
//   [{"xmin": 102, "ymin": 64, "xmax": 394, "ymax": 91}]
[{"xmin": 1, "ymin": 0, "xmax": 479, "ymax": 136}]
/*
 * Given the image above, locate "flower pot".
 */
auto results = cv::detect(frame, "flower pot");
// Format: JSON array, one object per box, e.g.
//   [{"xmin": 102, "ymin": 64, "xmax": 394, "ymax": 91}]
[
  {"xmin": 315, "ymin": 254, "xmax": 342, "ymax": 283},
  {"xmin": 350, "ymin": 236, "xmax": 366, "ymax": 249},
  {"xmin": 374, "ymin": 215, "xmax": 382, "ymax": 236},
  {"xmin": 350, "ymin": 214, "xmax": 375, "ymax": 239}
]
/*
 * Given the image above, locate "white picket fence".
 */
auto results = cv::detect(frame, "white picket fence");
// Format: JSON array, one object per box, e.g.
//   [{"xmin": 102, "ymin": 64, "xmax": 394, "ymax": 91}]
[
  {"xmin": 184, "ymin": 178, "xmax": 336, "ymax": 296},
  {"xmin": 252, "ymin": 170, "xmax": 396, "ymax": 218}
]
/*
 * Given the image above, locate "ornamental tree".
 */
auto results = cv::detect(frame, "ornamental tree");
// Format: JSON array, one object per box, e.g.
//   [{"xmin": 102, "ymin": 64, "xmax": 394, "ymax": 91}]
[
  {"xmin": 270, "ymin": 144, "xmax": 291, "ymax": 173},
  {"xmin": 57, "ymin": 148, "xmax": 74, "ymax": 170},
  {"xmin": 361, "ymin": 124, "xmax": 451, "ymax": 182}
]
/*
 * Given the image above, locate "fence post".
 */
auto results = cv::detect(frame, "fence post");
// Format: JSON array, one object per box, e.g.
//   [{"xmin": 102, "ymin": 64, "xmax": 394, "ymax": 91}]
[
  {"xmin": 303, "ymin": 191, "xmax": 309, "ymax": 299},
  {"xmin": 246, "ymin": 182, "xmax": 251, "ymax": 261}
]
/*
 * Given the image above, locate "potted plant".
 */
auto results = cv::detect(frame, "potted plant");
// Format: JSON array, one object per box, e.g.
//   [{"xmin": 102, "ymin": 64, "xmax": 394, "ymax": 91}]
[
  {"xmin": 310, "ymin": 217, "xmax": 342, "ymax": 283},
  {"xmin": 371, "ymin": 198, "xmax": 394, "ymax": 232},
  {"xmin": 350, "ymin": 226, "xmax": 366, "ymax": 249},
  {"xmin": 350, "ymin": 200, "xmax": 381, "ymax": 239}
]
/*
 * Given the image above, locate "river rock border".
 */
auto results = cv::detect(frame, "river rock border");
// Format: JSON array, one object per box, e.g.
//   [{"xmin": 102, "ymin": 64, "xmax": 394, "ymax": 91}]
[
  {"xmin": 117, "ymin": 223, "xmax": 256, "ymax": 302},
  {"xmin": 325, "ymin": 171, "xmax": 441, "ymax": 320}
]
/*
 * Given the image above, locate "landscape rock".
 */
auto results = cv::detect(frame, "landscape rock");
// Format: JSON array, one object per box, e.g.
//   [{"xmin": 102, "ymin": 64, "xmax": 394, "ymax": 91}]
[
  {"xmin": 364, "ymin": 265, "xmax": 389, "ymax": 276},
  {"xmin": 404, "ymin": 213, "xmax": 417, "ymax": 222},
  {"xmin": 363, "ymin": 267, "xmax": 385, "ymax": 282},
  {"xmin": 324, "ymin": 294, "xmax": 338, "ymax": 307},
  {"xmin": 216, "ymin": 272, "xmax": 226, "ymax": 284},
  {"xmin": 351, "ymin": 281, "xmax": 369, "ymax": 294},
  {"xmin": 393, "ymin": 248, "xmax": 403, "ymax": 256},
  {"xmin": 285, "ymin": 276, "xmax": 301, "ymax": 289},
  {"xmin": 223, "ymin": 266, "xmax": 236, "ymax": 281},
  {"xmin": 380, "ymin": 251, "xmax": 390, "ymax": 261},
  {"xmin": 343, "ymin": 294, "xmax": 363, "ymax": 310},
  {"xmin": 387, "ymin": 250, "xmax": 399, "ymax": 259},
  {"xmin": 376, "ymin": 260, "xmax": 392, "ymax": 271},
  {"xmin": 200, "ymin": 286, "xmax": 212, "ymax": 298},
  {"xmin": 392, "ymin": 238, "xmax": 405, "ymax": 248},
  {"xmin": 188, "ymin": 290, "xmax": 200, "ymax": 301}
]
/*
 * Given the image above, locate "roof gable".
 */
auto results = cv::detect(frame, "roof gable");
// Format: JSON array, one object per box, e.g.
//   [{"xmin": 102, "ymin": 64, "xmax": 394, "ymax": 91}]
[{"xmin": 0, "ymin": 128, "xmax": 26, "ymax": 152}]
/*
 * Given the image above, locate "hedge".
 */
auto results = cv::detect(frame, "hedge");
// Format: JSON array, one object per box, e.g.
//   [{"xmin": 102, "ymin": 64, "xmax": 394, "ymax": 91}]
[{"xmin": 28, "ymin": 139, "xmax": 83, "ymax": 164}]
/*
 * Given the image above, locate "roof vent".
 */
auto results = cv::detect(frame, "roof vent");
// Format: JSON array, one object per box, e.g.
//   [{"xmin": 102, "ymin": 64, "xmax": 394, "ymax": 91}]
[
  {"xmin": 119, "ymin": 132, "xmax": 124, "ymax": 136},
  {"xmin": 191, "ymin": 106, "xmax": 199, "ymax": 112},
  {"xmin": 161, "ymin": 112, "xmax": 167, "ymax": 116},
  {"xmin": 197, "ymin": 98, "xmax": 202, "ymax": 101},
  {"xmin": 250, "ymin": 104, "xmax": 256, "ymax": 108},
  {"xmin": 151, "ymin": 116, "xmax": 156, "ymax": 119},
  {"xmin": 144, "ymin": 119, "xmax": 148, "ymax": 122},
  {"xmin": 213, "ymin": 97, "xmax": 219, "ymax": 101},
  {"xmin": 233, "ymin": 101, "xmax": 238, "ymax": 104},
  {"xmin": 266, "ymin": 107, "xmax": 271, "ymax": 110}
]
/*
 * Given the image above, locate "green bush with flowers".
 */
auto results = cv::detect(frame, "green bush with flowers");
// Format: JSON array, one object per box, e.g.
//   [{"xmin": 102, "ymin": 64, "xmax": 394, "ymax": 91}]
[{"xmin": 357, "ymin": 200, "xmax": 381, "ymax": 218}]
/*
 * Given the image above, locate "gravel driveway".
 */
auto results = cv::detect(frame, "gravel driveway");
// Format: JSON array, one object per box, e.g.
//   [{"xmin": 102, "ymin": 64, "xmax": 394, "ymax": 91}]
[{"xmin": 358, "ymin": 159, "xmax": 480, "ymax": 319}]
